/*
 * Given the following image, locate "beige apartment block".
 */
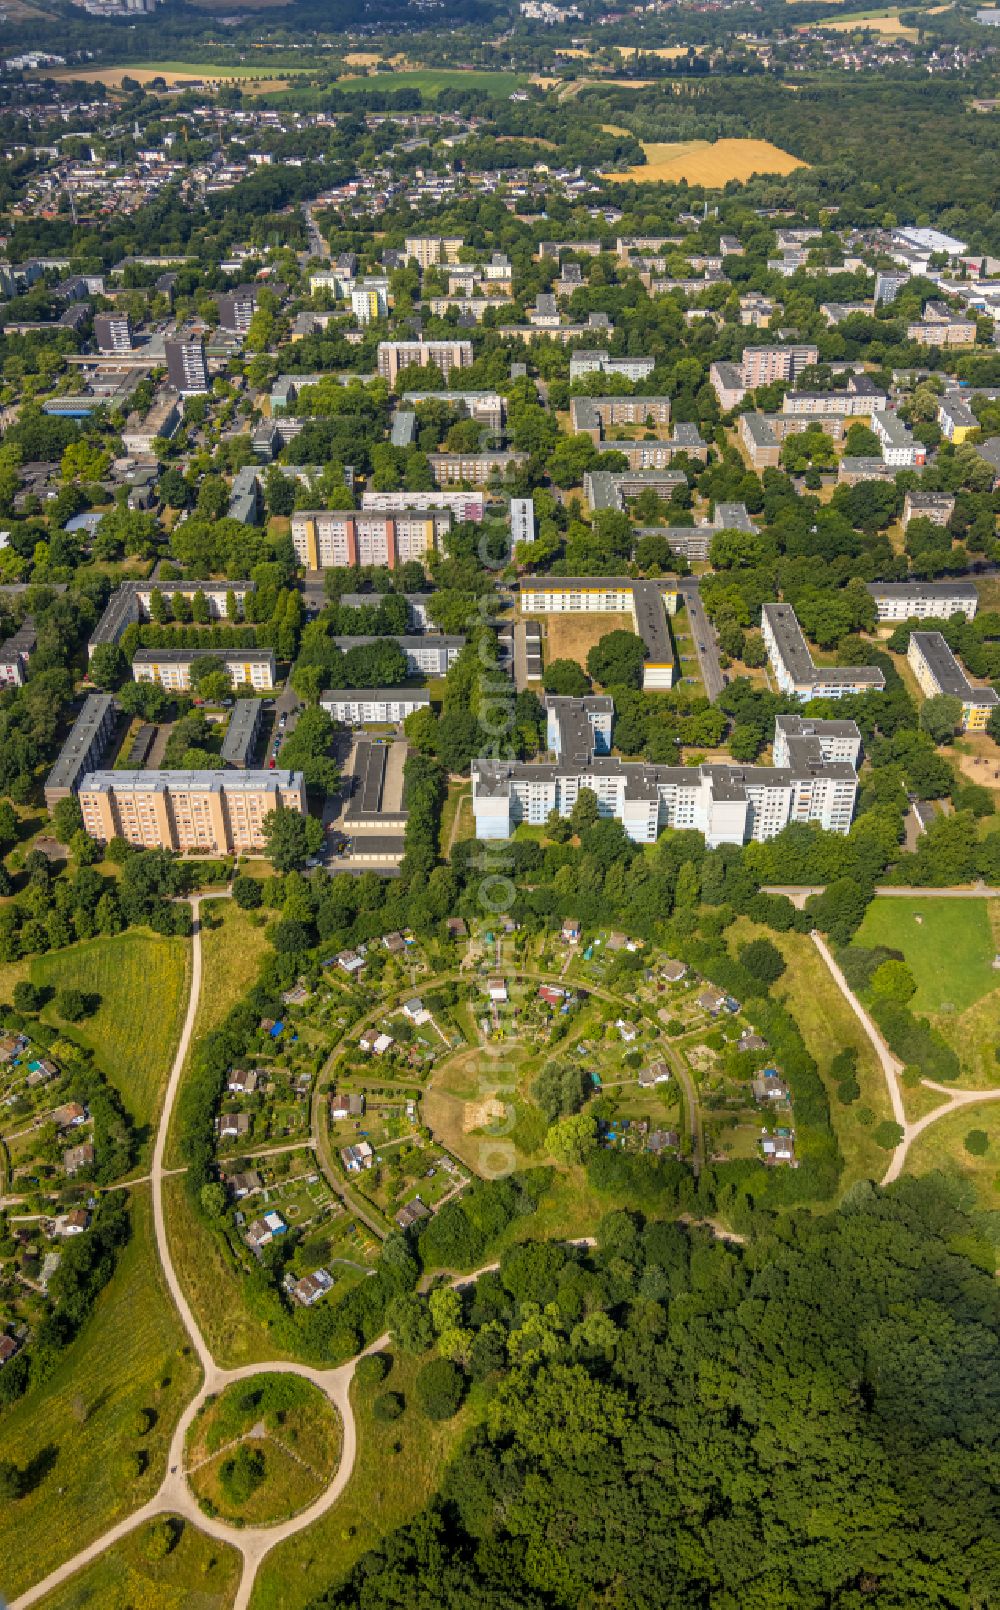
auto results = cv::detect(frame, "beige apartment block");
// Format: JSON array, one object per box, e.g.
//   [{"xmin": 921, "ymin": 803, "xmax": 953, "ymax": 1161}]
[{"xmin": 78, "ymin": 770, "xmax": 306, "ymax": 854}]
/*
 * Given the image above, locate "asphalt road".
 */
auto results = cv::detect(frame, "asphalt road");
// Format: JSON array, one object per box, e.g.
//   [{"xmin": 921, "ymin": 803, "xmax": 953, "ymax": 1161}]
[{"xmin": 678, "ymin": 578, "xmax": 725, "ymax": 702}]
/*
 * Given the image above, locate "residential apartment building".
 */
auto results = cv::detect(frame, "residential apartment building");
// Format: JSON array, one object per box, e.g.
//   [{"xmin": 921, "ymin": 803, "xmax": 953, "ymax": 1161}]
[
  {"xmin": 901, "ymin": 491, "xmax": 956, "ymax": 530},
  {"xmin": 875, "ymin": 270, "xmax": 910, "ymax": 306},
  {"xmin": 219, "ymin": 699, "xmax": 263, "ymax": 768},
  {"xmin": 568, "ymin": 350, "xmax": 656, "ymax": 383},
  {"xmin": 121, "ymin": 390, "xmax": 180, "ymax": 455},
  {"xmin": 428, "ymin": 451, "xmax": 528, "ymax": 487},
  {"xmin": 44, "ymin": 694, "xmax": 118, "ymax": 806},
  {"xmin": 332, "ymin": 635, "xmax": 464, "ymax": 676},
  {"xmin": 290, "ymin": 508, "xmax": 449, "ymax": 570},
  {"xmin": 361, "ymin": 488, "xmax": 484, "ymax": 523},
  {"xmin": 907, "ymin": 303, "xmax": 978, "ymax": 347},
  {"xmin": 472, "ymin": 697, "xmax": 860, "ymax": 846},
  {"xmin": 403, "ymin": 390, "xmax": 505, "ymax": 432},
  {"xmin": 79, "ymin": 769, "xmax": 307, "ymax": 853},
  {"xmin": 0, "ymin": 620, "xmax": 36, "ymax": 687},
  {"xmin": 216, "ymin": 287, "xmax": 258, "ymax": 334},
  {"xmin": 519, "ymin": 577, "xmax": 678, "ymax": 691},
  {"xmin": 635, "ymin": 503, "xmax": 753, "ymax": 564},
  {"xmin": 937, "ymin": 394, "xmax": 978, "ymax": 443},
  {"xmin": 596, "ymin": 427, "xmax": 708, "ymax": 470},
  {"xmin": 510, "ymin": 497, "xmax": 535, "ymax": 547},
  {"xmin": 569, "ymin": 395, "xmax": 672, "ymax": 441},
  {"xmin": 866, "ymin": 581, "xmax": 977, "ymax": 623},
  {"xmin": 376, "ymin": 340, "xmax": 473, "ymax": 387},
  {"xmin": 772, "ymin": 713, "xmax": 863, "ymax": 769},
  {"xmin": 320, "ymin": 688, "xmax": 431, "ymax": 725},
  {"xmin": 762, "ymin": 603, "xmax": 885, "ymax": 700},
  {"xmin": 709, "ymin": 360, "xmax": 747, "ymax": 412},
  {"xmin": 94, "ymin": 313, "xmax": 132, "ymax": 354},
  {"xmin": 872, "ymin": 410, "xmax": 925, "ymax": 468},
  {"xmin": 351, "ymin": 284, "xmax": 388, "ymax": 324},
  {"xmin": 164, "ymin": 336, "xmax": 208, "ymax": 396},
  {"xmin": 907, "ymin": 631, "xmax": 998, "ymax": 730},
  {"xmin": 739, "ymin": 345, "xmax": 819, "ymax": 386},
  {"xmin": 132, "ymin": 648, "xmax": 276, "ymax": 692},
  {"xmin": 89, "ymin": 579, "xmax": 255, "ymax": 653},
  {"xmin": 403, "ymin": 235, "xmax": 464, "ymax": 267}
]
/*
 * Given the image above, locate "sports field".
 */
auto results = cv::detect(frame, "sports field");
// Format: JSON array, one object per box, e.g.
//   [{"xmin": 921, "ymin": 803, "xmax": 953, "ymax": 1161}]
[{"xmin": 606, "ymin": 137, "xmax": 807, "ymax": 185}]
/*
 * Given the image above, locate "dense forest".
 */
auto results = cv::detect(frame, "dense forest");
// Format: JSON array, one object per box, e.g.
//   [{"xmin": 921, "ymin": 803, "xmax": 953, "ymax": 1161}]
[{"xmin": 311, "ymin": 1178, "xmax": 1000, "ymax": 1610}]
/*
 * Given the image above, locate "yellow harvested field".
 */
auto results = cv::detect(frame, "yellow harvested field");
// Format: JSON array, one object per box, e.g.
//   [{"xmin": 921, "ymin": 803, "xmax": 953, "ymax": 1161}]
[
  {"xmin": 602, "ymin": 123, "xmax": 632, "ymax": 135},
  {"xmin": 606, "ymin": 137, "xmax": 807, "ymax": 185},
  {"xmin": 556, "ymin": 46, "xmax": 593, "ymax": 57},
  {"xmin": 616, "ymin": 44, "xmax": 692, "ymax": 58},
  {"xmin": 798, "ymin": 10, "xmax": 918, "ymax": 32},
  {"xmin": 343, "ymin": 51, "xmax": 382, "ymax": 65},
  {"xmin": 44, "ymin": 65, "xmax": 291, "ymax": 90}
]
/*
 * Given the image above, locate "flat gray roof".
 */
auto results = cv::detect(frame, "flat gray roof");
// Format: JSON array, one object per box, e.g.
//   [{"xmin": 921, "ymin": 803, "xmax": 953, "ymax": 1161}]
[
  {"xmin": 763, "ymin": 603, "xmax": 884, "ymax": 689},
  {"xmin": 45, "ymin": 694, "xmax": 116, "ymax": 793},
  {"xmin": 323, "ymin": 687, "xmax": 429, "ymax": 704},
  {"xmin": 79, "ymin": 768, "xmax": 300, "ymax": 792},
  {"xmin": 911, "ymin": 631, "xmax": 998, "ymax": 704},
  {"xmin": 219, "ymin": 698, "xmax": 262, "ymax": 766},
  {"xmin": 132, "ymin": 646, "xmax": 275, "ymax": 665},
  {"xmin": 866, "ymin": 581, "xmax": 977, "ymax": 600}
]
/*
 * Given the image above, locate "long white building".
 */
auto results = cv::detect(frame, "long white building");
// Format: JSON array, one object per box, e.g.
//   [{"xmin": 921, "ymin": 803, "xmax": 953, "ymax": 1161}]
[
  {"xmin": 518, "ymin": 576, "xmax": 679, "ymax": 692},
  {"xmin": 865, "ymin": 581, "xmax": 978, "ymax": 623},
  {"xmin": 472, "ymin": 697, "xmax": 860, "ymax": 846},
  {"xmin": 761, "ymin": 603, "xmax": 885, "ymax": 700},
  {"xmin": 321, "ymin": 688, "xmax": 430, "ymax": 725}
]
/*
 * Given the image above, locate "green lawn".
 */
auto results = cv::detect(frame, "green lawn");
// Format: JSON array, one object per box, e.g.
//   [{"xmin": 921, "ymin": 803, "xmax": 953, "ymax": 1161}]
[
  {"xmin": 854, "ymin": 897, "xmax": 1000, "ymax": 1016},
  {"xmin": 187, "ymin": 1374, "xmax": 341, "ymax": 1527},
  {"xmin": 32, "ymin": 1516, "xmax": 240, "ymax": 1610},
  {"xmin": 335, "ymin": 68, "xmax": 530, "ymax": 97},
  {"xmin": 0, "ymin": 1188, "xmax": 201, "ymax": 1601},
  {"xmin": 728, "ymin": 918, "xmax": 893, "ymax": 1192},
  {"xmin": 250, "ymin": 1351, "xmax": 477, "ymax": 1610},
  {"xmin": 904, "ymin": 1101, "xmax": 1000, "ymax": 1210},
  {"xmin": 166, "ymin": 899, "xmax": 270, "ymax": 1166},
  {"xmin": 30, "ymin": 931, "xmax": 191, "ymax": 1151}
]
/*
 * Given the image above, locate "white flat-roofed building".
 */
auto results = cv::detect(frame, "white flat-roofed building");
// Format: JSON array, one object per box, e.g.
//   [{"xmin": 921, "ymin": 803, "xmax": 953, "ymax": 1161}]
[
  {"xmin": 518, "ymin": 576, "xmax": 678, "ymax": 692},
  {"xmin": 332, "ymin": 635, "xmax": 463, "ymax": 676},
  {"xmin": 362, "ymin": 488, "xmax": 484, "ymax": 522},
  {"xmin": 907, "ymin": 631, "xmax": 998, "ymax": 731},
  {"xmin": 321, "ymin": 688, "xmax": 431, "ymax": 725},
  {"xmin": 866, "ymin": 581, "xmax": 977, "ymax": 622},
  {"xmin": 872, "ymin": 410, "xmax": 925, "ymax": 468},
  {"xmin": 473, "ymin": 697, "xmax": 859, "ymax": 845},
  {"xmin": 510, "ymin": 497, "xmax": 535, "ymax": 547},
  {"xmin": 568, "ymin": 350, "xmax": 655, "ymax": 383},
  {"xmin": 132, "ymin": 648, "xmax": 275, "ymax": 692},
  {"xmin": 762, "ymin": 603, "xmax": 885, "ymax": 700}
]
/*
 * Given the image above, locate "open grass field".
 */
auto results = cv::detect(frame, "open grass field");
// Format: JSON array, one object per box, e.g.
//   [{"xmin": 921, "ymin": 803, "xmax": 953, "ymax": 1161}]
[
  {"xmin": 0, "ymin": 1188, "xmax": 201, "ymax": 1602},
  {"xmin": 904, "ymin": 1101, "xmax": 1000, "ymax": 1208},
  {"xmin": 187, "ymin": 1374, "xmax": 341, "ymax": 1526},
  {"xmin": 30, "ymin": 930, "xmax": 190, "ymax": 1148},
  {"xmin": 539, "ymin": 610, "xmax": 635, "ymax": 668},
  {"xmin": 606, "ymin": 137, "xmax": 807, "ymax": 185},
  {"xmin": 249, "ymin": 1351, "xmax": 478, "ymax": 1610},
  {"xmin": 33, "ymin": 1516, "xmax": 241, "ymax": 1610},
  {"xmin": 728, "ymin": 918, "xmax": 893, "ymax": 1191},
  {"xmin": 163, "ymin": 1175, "xmax": 307, "ymax": 1368},
  {"xmin": 335, "ymin": 68, "xmax": 530, "ymax": 97},
  {"xmin": 854, "ymin": 897, "xmax": 1000, "ymax": 1086},
  {"xmin": 166, "ymin": 899, "xmax": 270, "ymax": 1166}
]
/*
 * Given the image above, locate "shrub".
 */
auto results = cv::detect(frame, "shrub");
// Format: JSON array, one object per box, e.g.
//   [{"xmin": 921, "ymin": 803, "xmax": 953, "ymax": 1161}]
[
  {"xmin": 373, "ymin": 1391, "xmax": 405, "ymax": 1422},
  {"xmin": 355, "ymin": 1352, "xmax": 390, "ymax": 1389},
  {"xmin": 414, "ymin": 1357, "xmax": 465, "ymax": 1421},
  {"xmin": 219, "ymin": 1445, "xmax": 266, "ymax": 1504},
  {"xmin": 872, "ymin": 1120, "xmax": 905, "ymax": 1151},
  {"xmin": 964, "ymin": 1129, "xmax": 990, "ymax": 1156}
]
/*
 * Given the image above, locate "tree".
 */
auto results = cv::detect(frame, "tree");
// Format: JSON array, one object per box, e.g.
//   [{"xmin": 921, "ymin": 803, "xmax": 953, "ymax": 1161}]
[
  {"xmin": 545, "ymin": 1111, "xmax": 598, "ymax": 1165},
  {"xmin": 587, "ymin": 630, "xmax": 646, "ymax": 690},
  {"xmin": 871, "ymin": 959, "xmax": 917, "ymax": 1004},
  {"xmin": 51, "ymin": 796, "xmax": 83, "ymax": 844},
  {"xmin": 232, "ymin": 875, "xmax": 263, "ymax": 909},
  {"xmin": 88, "ymin": 643, "xmax": 128, "ymax": 690},
  {"xmin": 872, "ymin": 1120, "xmax": 905, "ymax": 1150},
  {"xmin": 55, "ymin": 988, "xmax": 92, "ymax": 1022},
  {"xmin": 414, "ymin": 1356, "xmax": 465, "ymax": 1421},
  {"xmin": 144, "ymin": 1519, "xmax": 179, "ymax": 1560},
  {"xmin": 569, "ymin": 788, "xmax": 600, "ymax": 833},
  {"xmin": 12, "ymin": 981, "xmax": 43, "ymax": 1014},
  {"xmin": 738, "ymin": 938, "xmax": 786, "ymax": 986},
  {"xmin": 964, "ymin": 1129, "xmax": 989, "ymax": 1156},
  {"xmin": 919, "ymin": 694, "xmax": 962, "ymax": 745},
  {"xmin": 387, "ymin": 1292, "xmax": 434, "ymax": 1354},
  {"xmin": 261, "ymin": 807, "xmax": 323, "ymax": 872},
  {"xmin": 0, "ymin": 1461, "xmax": 23, "ymax": 1500},
  {"xmin": 542, "ymin": 658, "xmax": 591, "ymax": 698},
  {"xmin": 200, "ymin": 1182, "xmax": 228, "ymax": 1217}
]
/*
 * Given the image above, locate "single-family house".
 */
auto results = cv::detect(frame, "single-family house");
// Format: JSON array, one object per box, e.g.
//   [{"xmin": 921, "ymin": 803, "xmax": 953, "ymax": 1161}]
[
  {"xmin": 0, "ymin": 1334, "xmax": 20, "ymax": 1367},
  {"xmin": 446, "ymin": 917, "xmax": 467, "ymax": 938},
  {"xmin": 639, "ymin": 1060, "xmax": 670, "ymax": 1088},
  {"xmin": 359, "ymin": 1028, "xmax": 394, "ymax": 1055},
  {"xmin": 220, "ymin": 1111, "xmax": 252, "ymax": 1141},
  {"xmin": 403, "ymin": 997, "xmax": 429, "ymax": 1024},
  {"xmin": 246, "ymin": 1209, "xmax": 287, "ymax": 1250},
  {"xmin": 616, "ymin": 1019, "xmax": 639, "ymax": 1043},
  {"xmin": 53, "ymin": 1208, "xmax": 90, "ymax": 1236},
  {"xmin": 760, "ymin": 1128, "xmax": 796, "ymax": 1166},
  {"xmin": 738, "ymin": 1032, "xmax": 769, "ymax": 1054},
  {"xmin": 227, "ymin": 1068, "xmax": 259, "ymax": 1095},
  {"xmin": 341, "ymin": 1140, "xmax": 374, "ymax": 1172},
  {"xmin": 647, "ymin": 1128, "xmax": 680, "ymax": 1154},
  {"xmin": 54, "ymin": 1102, "xmax": 87, "ymax": 1130},
  {"xmin": 660, "ymin": 959, "xmax": 688, "ymax": 983},
  {"xmin": 331, "ymin": 1092, "xmax": 366, "ymax": 1121},
  {"xmin": 538, "ymin": 985, "xmax": 565, "ymax": 1008},
  {"xmin": 395, "ymin": 1197, "xmax": 431, "ymax": 1230},
  {"xmin": 281, "ymin": 984, "xmax": 309, "ymax": 1007},
  {"xmin": 487, "ymin": 978, "xmax": 508, "ymax": 1003},
  {"xmin": 561, "ymin": 918, "xmax": 582, "ymax": 944},
  {"xmin": 291, "ymin": 1267, "xmax": 334, "ymax": 1306},
  {"xmin": 227, "ymin": 1169, "xmax": 262, "ymax": 1198},
  {"xmin": 338, "ymin": 949, "xmax": 365, "ymax": 974},
  {"xmin": 382, "ymin": 931, "xmax": 406, "ymax": 954},
  {"xmin": 608, "ymin": 932, "xmax": 642, "ymax": 952},
  {"xmin": 63, "ymin": 1141, "xmax": 95, "ymax": 1175},
  {"xmin": 752, "ymin": 1070, "xmax": 790, "ymax": 1104}
]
